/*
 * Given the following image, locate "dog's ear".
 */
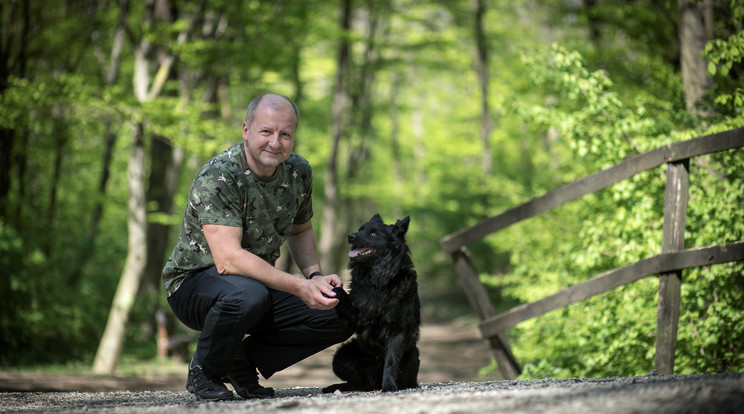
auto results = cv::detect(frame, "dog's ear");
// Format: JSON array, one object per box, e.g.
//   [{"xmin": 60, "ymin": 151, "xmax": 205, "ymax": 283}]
[
  {"xmin": 393, "ymin": 216, "xmax": 410, "ymax": 238},
  {"xmin": 370, "ymin": 214, "xmax": 383, "ymax": 223}
]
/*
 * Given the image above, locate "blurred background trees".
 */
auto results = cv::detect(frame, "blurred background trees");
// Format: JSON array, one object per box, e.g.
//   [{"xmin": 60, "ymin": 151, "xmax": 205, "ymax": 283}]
[{"xmin": 1, "ymin": 0, "xmax": 742, "ymax": 378}]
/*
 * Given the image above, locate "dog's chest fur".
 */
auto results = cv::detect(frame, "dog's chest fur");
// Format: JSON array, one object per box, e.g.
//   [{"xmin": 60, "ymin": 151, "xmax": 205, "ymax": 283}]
[{"xmin": 346, "ymin": 262, "xmax": 421, "ymax": 349}]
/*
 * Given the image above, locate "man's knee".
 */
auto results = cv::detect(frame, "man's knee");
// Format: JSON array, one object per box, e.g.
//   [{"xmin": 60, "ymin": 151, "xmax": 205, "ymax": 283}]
[{"xmin": 214, "ymin": 277, "xmax": 272, "ymax": 320}]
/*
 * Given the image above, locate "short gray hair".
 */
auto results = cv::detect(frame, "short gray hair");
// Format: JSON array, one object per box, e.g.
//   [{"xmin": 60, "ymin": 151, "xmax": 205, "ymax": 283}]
[{"xmin": 244, "ymin": 93, "xmax": 300, "ymax": 127}]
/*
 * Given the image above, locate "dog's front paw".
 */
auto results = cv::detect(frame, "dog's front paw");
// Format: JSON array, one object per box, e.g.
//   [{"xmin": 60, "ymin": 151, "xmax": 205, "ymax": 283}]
[{"xmin": 332, "ymin": 287, "xmax": 348, "ymax": 299}]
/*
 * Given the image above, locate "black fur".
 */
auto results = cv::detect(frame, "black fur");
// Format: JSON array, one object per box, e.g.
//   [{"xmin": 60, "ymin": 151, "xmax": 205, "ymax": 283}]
[{"xmin": 322, "ymin": 214, "xmax": 421, "ymax": 393}]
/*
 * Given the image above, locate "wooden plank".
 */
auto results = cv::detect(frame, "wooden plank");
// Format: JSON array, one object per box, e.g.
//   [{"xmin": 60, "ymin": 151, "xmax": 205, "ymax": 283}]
[
  {"xmin": 488, "ymin": 333, "xmax": 522, "ymax": 380},
  {"xmin": 655, "ymin": 160, "xmax": 690, "ymax": 375},
  {"xmin": 451, "ymin": 248, "xmax": 496, "ymax": 321},
  {"xmin": 440, "ymin": 127, "xmax": 744, "ymax": 253},
  {"xmin": 478, "ymin": 241, "xmax": 744, "ymax": 339},
  {"xmin": 451, "ymin": 248, "xmax": 522, "ymax": 379}
]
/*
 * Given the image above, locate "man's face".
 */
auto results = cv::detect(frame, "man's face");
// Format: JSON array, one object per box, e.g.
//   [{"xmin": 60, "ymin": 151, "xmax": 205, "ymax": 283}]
[{"xmin": 242, "ymin": 102, "xmax": 296, "ymax": 177}]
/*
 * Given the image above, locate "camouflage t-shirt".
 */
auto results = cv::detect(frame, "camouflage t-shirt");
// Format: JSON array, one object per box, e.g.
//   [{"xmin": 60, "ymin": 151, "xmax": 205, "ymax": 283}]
[{"xmin": 161, "ymin": 142, "xmax": 314, "ymax": 296}]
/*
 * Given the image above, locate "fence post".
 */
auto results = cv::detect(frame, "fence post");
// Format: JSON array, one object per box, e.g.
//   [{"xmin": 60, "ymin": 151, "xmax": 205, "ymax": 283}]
[
  {"xmin": 451, "ymin": 247, "xmax": 522, "ymax": 379},
  {"xmin": 655, "ymin": 158, "xmax": 689, "ymax": 374}
]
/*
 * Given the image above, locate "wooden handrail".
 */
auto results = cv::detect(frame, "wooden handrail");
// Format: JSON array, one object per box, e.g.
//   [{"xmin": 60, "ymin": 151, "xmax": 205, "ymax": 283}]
[
  {"xmin": 478, "ymin": 241, "xmax": 744, "ymax": 339},
  {"xmin": 440, "ymin": 127, "xmax": 744, "ymax": 254},
  {"xmin": 441, "ymin": 127, "xmax": 744, "ymax": 379}
]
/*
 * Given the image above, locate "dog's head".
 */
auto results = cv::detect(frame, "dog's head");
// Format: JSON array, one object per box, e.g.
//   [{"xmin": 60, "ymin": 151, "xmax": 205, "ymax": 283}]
[{"xmin": 347, "ymin": 214, "xmax": 410, "ymax": 262}]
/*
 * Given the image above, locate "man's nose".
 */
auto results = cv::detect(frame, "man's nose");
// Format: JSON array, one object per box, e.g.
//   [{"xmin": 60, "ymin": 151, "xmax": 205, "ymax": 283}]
[{"xmin": 268, "ymin": 134, "xmax": 280, "ymax": 147}]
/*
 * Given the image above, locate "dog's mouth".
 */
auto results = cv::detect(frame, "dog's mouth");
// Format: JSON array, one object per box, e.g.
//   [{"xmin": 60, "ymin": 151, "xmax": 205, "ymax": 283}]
[{"xmin": 349, "ymin": 247, "xmax": 375, "ymax": 259}]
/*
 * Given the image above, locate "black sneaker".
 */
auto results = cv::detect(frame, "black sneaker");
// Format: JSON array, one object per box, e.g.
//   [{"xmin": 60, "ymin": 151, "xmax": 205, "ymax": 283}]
[
  {"xmin": 224, "ymin": 357, "xmax": 274, "ymax": 399},
  {"xmin": 186, "ymin": 357, "xmax": 234, "ymax": 401}
]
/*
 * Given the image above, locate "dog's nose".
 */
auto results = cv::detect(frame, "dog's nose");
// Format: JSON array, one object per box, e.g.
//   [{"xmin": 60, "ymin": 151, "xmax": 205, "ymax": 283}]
[{"xmin": 348, "ymin": 233, "xmax": 355, "ymax": 244}]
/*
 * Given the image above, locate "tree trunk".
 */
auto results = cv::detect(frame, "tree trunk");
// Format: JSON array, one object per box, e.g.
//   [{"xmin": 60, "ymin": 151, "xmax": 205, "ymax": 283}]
[
  {"xmin": 345, "ymin": 3, "xmax": 381, "ymax": 181},
  {"xmin": 584, "ymin": 0, "xmax": 601, "ymax": 45},
  {"xmin": 65, "ymin": 0, "xmax": 129, "ymax": 286},
  {"xmin": 44, "ymin": 107, "xmax": 67, "ymax": 255},
  {"xmin": 389, "ymin": 72, "xmax": 404, "ymax": 217},
  {"xmin": 0, "ymin": 128, "xmax": 12, "ymax": 218},
  {"xmin": 92, "ymin": 0, "xmax": 154, "ymax": 374},
  {"xmin": 67, "ymin": 1, "xmax": 128, "ymax": 285},
  {"xmin": 0, "ymin": 0, "xmax": 30, "ymax": 220},
  {"xmin": 471, "ymin": 0, "xmax": 492, "ymax": 174},
  {"xmin": 319, "ymin": 0, "xmax": 351, "ymax": 273},
  {"xmin": 92, "ymin": 122, "xmax": 148, "ymax": 374},
  {"xmin": 92, "ymin": 0, "xmax": 205, "ymax": 373},
  {"xmin": 678, "ymin": 0, "xmax": 713, "ymax": 116},
  {"xmin": 142, "ymin": 135, "xmax": 184, "ymax": 296},
  {"xmin": 66, "ymin": 122, "xmax": 118, "ymax": 286}
]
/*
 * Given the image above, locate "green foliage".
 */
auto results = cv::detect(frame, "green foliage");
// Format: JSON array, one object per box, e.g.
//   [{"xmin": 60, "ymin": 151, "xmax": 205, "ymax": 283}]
[
  {"xmin": 484, "ymin": 37, "xmax": 743, "ymax": 379},
  {"xmin": 1, "ymin": 0, "xmax": 741, "ymax": 378},
  {"xmin": 0, "ymin": 218, "xmax": 120, "ymax": 365},
  {"xmin": 701, "ymin": 0, "xmax": 744, "ymax": 117},
  {"xmin": 704, "ymin": 31, "xmax": 744, "ymax": 112}
]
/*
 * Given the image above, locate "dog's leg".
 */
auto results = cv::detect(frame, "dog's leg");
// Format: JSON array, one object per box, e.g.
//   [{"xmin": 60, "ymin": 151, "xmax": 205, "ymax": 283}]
[
  {"xmin": 399, "ymin": 347, "xmax": 420, "ymax": 389},
  {"xmin": 331, "ymin": 287, "xmax": 353, "ymax": 318},
  {"xmin": 381, "ymin": 333, "xmax": 408, "ymax": 392},
  {"xmin": 323, "ymin": 339, "xmax": 377, "ymax": 393}
]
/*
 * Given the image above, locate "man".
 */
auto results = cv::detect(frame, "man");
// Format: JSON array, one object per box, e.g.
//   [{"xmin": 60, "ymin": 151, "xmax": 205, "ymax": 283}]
[{"xmin": 162, "ymin": 93, "xmax": 352, "ymax": 401}]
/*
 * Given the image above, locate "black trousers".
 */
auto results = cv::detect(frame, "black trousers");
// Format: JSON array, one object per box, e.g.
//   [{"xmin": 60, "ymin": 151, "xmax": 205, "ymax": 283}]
[{"xmin": 167, "ymin": 266, "xmax": 353, "ymax": 379}]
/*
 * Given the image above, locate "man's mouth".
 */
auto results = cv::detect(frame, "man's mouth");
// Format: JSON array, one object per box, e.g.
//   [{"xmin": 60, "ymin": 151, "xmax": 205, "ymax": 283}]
[{"xmin": 349, "ymin": 247, "xmax": 375, "ymax": 258}]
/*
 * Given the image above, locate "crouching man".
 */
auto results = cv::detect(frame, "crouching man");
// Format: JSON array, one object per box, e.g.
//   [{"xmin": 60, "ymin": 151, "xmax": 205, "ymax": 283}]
[{"xmin": 162, "ymin": 93, "xmax": 352, "ymax": 401}]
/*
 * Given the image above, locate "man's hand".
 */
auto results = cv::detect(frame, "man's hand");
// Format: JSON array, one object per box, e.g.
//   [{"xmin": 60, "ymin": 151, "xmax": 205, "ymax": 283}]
[
  {"xmin": 311, "ymin": 273, "xmax": 343, "ymax": 287},
  {"xmin": 299, "ymin": 274, "xmax": 342, "ymax": 310}
]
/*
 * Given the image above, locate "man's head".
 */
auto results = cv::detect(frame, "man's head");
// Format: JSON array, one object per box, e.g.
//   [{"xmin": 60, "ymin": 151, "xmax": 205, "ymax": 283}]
[
  {"xmin": 244, "ymin": 93, "xmax": 300, "ymax": 129},
  {"xmin": 242, "ymin": 94, "xmax": 299, "ymax": 177}
]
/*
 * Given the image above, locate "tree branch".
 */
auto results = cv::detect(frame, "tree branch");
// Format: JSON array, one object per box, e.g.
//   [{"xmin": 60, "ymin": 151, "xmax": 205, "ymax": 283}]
[{"xmin": 146, "ymin": 0, "xmax": 207, "ymax": 100}]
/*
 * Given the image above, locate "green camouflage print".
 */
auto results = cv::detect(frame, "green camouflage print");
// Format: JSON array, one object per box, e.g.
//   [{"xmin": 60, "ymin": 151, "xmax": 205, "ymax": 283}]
[{"xmin": 161, "ymin": 142, "xmax": 313, "ymax": 296}]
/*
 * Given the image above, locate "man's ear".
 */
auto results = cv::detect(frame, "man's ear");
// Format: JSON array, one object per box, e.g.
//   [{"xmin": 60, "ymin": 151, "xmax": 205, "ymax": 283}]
[{"xmin": 241, "ymin": 121, "xmax": 250, "ymax": 142}]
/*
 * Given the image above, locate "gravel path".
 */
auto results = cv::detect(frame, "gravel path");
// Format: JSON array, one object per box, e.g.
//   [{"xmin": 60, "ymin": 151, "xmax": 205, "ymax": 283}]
[
  {"xmin": 2, "ymin": 373, "xmax": 743, "ymax": 413},
  {"xmin": 3, "ymin": 321, "xmax": 742, "ymax": 413}
]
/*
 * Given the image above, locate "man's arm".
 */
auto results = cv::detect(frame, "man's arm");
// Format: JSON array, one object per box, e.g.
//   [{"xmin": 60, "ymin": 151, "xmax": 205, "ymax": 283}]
[
  {"xmin": 287, "ymin": 221, "xmax": 322, "ymax": 277},
  {"xmin": 287, "ymin": 220, "xmax": 344, "ymax": 291},
  {"xmin": 202, "ymin": 223, "xmax": 339, "ymax": 310}
]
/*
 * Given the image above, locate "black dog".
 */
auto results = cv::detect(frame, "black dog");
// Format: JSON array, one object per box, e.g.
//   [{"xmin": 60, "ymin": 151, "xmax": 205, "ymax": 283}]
[{"xmin": 322, "ymin": 214, "xmax": 421, "ymax": 393}]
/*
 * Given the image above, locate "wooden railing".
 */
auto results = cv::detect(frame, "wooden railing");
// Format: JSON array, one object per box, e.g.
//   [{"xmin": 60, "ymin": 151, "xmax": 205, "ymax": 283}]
[{"xmin": 439, "ymin": 127, "xmax": 744, "ymax": 379}]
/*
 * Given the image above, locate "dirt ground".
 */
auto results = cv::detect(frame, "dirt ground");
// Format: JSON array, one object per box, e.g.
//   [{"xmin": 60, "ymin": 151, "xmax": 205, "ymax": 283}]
[
  {"xmin": 1, "ymin": 373, "xmax": 742, "ymax": 413},
  {"xmin": 0, "ymin": 319, "xmax": 501, "ymax": 393},
  {"xmin": 2, "ymin": 319, "xmax": 743, "ymax": 413}
]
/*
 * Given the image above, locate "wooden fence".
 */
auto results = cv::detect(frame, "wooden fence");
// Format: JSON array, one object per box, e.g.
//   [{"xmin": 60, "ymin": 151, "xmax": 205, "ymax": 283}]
[{"xmin": 439, "ymin": 127, "xmax": 744, "ymax": 379}]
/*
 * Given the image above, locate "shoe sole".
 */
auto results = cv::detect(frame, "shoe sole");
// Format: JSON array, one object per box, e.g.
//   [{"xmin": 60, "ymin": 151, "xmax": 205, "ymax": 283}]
[{"xmin": 194, "ymin": 394, "xmax": 234, "ymax": 402}]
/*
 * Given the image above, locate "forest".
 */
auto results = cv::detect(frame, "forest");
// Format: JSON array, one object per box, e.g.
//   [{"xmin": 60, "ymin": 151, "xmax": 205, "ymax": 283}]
[{"xmin": 1, "ymin": 0, "xmax": 742, "ymax": 379}]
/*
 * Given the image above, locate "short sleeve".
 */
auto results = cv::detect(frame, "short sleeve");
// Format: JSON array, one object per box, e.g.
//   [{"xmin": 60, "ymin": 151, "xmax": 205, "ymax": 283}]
[{"xmin": 189, "ymin": 164, "xmax": 243, "ymax": 227}]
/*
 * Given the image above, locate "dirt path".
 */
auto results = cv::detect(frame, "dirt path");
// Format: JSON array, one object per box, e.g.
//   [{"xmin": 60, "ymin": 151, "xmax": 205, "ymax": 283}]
[
  {"xmin": 2, "ymin": 373, "xmax": 742, "ymax": 413},
  {"xmin": 0, "ymin": 320, "xmax": 500, "ymax": 393},
  {"xmin": 1, "ymin": 320, "xmax": 743, "ymax": 413}
]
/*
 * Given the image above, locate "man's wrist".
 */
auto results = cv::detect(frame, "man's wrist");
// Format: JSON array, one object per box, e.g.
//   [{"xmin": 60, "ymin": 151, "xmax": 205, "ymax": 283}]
[{"xmin": 307, "ymin": 271, "xmax": 322, "ymax": 279}]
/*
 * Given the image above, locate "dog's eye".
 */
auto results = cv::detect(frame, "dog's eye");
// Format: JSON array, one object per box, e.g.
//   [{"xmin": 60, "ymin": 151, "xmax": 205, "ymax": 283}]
[{"xmin": 369, "ymin": 231, "xmax": 377, "ymax": 237}]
